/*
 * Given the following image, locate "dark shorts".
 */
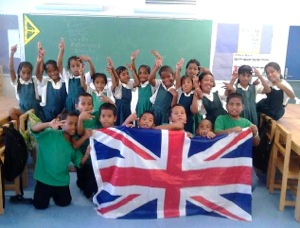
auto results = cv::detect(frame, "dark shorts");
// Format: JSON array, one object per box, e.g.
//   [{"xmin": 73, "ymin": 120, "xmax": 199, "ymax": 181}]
[{"xmin": 33, "ymin": 181, "xmax": 72, "ymax": 209}]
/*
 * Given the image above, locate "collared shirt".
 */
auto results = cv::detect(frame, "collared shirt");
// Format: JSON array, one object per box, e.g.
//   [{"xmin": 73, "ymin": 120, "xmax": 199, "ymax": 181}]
[
  {"xmin": 176, "ymin": 88, "xmax": 194, "ymax": 103},
  {"xmin": 61, "ymin": 68, "xmax": 91, "ymax": 93},
  {"xmin": 38, "ymin": 77, "xmax": 65, "ymax": 106},
  {"xmin": 113, "ymin": 80, "xmax": 135, "ymax": 99},
  {"xmin": 11, "ymin": 77, "xmax": 40, "ymax": 101},
  {"xmin": 196, "ymin": 88, "xmax": 226, "ymax": 115},
  {"xmin": 149, "ymin": 79, "xmax": 175, "ymax": 104}
]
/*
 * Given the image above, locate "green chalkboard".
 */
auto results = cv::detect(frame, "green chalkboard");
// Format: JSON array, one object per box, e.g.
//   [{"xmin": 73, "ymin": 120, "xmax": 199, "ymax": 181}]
[{"xmin": 24, "ymin": 14, "xmax": 212, "ymax": 76}]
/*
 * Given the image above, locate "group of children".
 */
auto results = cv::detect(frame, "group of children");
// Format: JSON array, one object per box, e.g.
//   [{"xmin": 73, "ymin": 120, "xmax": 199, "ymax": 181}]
[{"xmin": 7, "ymin": 38, "xmax": 299, "ymax": 209}]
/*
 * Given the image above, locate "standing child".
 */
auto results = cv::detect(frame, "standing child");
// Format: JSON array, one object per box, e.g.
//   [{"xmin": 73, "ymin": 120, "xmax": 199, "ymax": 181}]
[
  {"xmin": 149, "ymin": 56, "xmax": 178, "ymax": 126},
  {"xmin": 57, "ymin": 38, "xmax": 95, "ymax": 111},
  {"xmin": 35, "ymin": 42, "xmax": 67, "ymax": 122},
  {"xmin": 30, "ymin": 111, "xmax": 91, "ymax": 209},
  {"xmin": 80, "ymin": 72, "xmax": 114, "ymax": 113},
  {"xmin": 74, "ymin": 92, "xmax": 101, "ymax": 198},
  {"xmin": 175, "ymin": 58, "xmax": 198, "ymax": 134},
  {"xmin": 130, "ymin": 50, "xmax": 154, "ymax": 118},
  {"xmin": 8, "ymin": 44, "xmax": 44, "ymax": 126},
  {"xmin": 107, "ymin": 57, "xmax": 139, "ymax": 126},
  {"xmin": 224, "ymin": 65, "xmax": 263, "ymax": 126},
  {"xmin": 255, "ymin": 62, "xmax": 297, "ymax": 121},
  {"xmin": 194, "ymin": 69, "xmax": 227, "ymax": 124},
  {"xmin": 214, "ymin": 93, "xmax": 260, "ymax": 190}
]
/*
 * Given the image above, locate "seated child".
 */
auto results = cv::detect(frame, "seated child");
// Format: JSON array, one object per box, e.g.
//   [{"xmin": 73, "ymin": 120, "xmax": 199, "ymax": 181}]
[
  {"xmin": 30, "ymin": 111, "xmax": 90, "ymax": 209},
  {"xmin": 214, "ymin": 93, "xmax": 260, "ymax": 191}
]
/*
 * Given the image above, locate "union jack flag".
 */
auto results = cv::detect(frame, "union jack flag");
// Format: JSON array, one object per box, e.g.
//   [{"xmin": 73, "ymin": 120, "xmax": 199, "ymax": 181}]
[{"xmin": 90, "ymin": 126, "xmax": 253, "ymax": 221}]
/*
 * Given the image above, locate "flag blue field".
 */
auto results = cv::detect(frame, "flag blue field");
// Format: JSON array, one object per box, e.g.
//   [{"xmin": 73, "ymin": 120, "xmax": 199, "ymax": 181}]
[{"xmin": 90, "ymin": 126, "xmax": 253, "ymax": 221}]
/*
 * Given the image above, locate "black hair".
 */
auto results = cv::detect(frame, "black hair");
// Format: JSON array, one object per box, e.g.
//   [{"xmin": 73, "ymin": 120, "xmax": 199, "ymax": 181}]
[
  {"xmin": 92, "ymin": 73, "xmax": 107, "ymax": 85},
  {"xmin": 76, "ymin": 92, "xmax": 93, "ymax": 105},
  {"xmin": 116, "ymin": 66, "xmax": 127, "ymax": 77},
  {"xmin": 158, "ymin": 65, "xmax": 173, "ymax": 76},
  {"xmin": 16, "ymin": 61, "xmax": 33, "ymax": 94},
  {"xmin": 138, "ymin": 64, "xmax": 151, "ymax": 74},
  {"xmin": 169, "ymin": 104, "xmax": 186, "ymax": 117},
  {"xmin": 238, "ymin": 65, "xmax": 253, "ymax": 75},
  {"xmin": 226, "ymin": 92, "xmax": 244, "ymax": 105},
  {"xmin": 99, "ymin": 103, "xmax": 117, "ymax": 117},
  {"xmin": 59, "ymin": 110, "xmax": 79, "ymax": 121},
  {"xmin": 198, "ymin": 68, "xmax": 216, "ymax": 87},
  {"xmin": 67, "ymin": 56, "xmax": 83, "ymax": 70},
  {"xmin": 44, "ymin": 60, "xmax": 59, "ymax": 72},
  {"xmin": 180, "ymin": 75, "xmax": 193, "ymax": 85},
  {"xmin": 139, "ymin": 110, "xmax": 155, "ymax": 123},
  {"xmin": 185, "ymin": 59, "xmax": 201, "ymax": 70},
  {"xmin": 264, "ymin": 62, "xmax": 283, "ymax": 79}
]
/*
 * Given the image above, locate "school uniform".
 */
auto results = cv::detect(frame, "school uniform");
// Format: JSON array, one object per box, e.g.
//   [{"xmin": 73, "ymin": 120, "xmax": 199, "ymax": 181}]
[
  {"xmin": 62, "ymin": 69, "xmax": 88, "ymax": 111},
  {"xmin": 87, "ymin": 85, "xmax": 113, "ymax": 113},
  {"xmin": 236, "ymin": 83, "xmax": 259, "ymax": 126},
  {"xmin": 150, "ymin": 80, "xmax": 175, "ymax": 126},
  {"xmin": 11, "ymin": 77, "xmax": 45, "ymax": 121},
  {"xmin": 113, "ymin": 80, "xmax": 134, "ymax": 126},
  {"xmin": 197, "ymin": 90, "xmax": 227, "ymax": 124},
  {"xmin": 177, "ymin": 88, "xmax": 194, "ymax": 133},
  {"xmin": 135, "ymin": 81, "xmax": 154, "ymax": 118},
  {"xmin": 38, "ymin": 77, "xmax": 67, "ymax": 122},
  {"xmin": 32, "ymin": 128, "xmax": 83, "ymax": 209},
  {"xmin": 256, "ymin": 79, "xmax": 293, "ymax": 120}
]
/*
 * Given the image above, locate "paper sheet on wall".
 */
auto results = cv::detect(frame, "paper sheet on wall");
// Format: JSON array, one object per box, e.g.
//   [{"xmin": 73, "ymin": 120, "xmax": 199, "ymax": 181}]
[{"xmin": 237, "ymin": 25, "xmax": 262, "ymax": 54}]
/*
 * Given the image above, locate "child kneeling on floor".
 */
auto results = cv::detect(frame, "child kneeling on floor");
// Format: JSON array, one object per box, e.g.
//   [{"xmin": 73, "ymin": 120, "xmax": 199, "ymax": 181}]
[{"xmin": 30, "ymin": 111, "xmax": 91, "ymax": 209}]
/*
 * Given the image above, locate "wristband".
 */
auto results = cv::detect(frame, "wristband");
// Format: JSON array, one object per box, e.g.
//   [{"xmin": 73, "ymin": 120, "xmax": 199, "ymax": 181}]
[{"xmin": 254, "ymin": 131, "xmax": 259, "ymax": 138}]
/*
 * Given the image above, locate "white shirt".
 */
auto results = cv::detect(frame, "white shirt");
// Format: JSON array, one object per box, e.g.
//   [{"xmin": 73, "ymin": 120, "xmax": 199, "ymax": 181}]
[
  {"xmin": 61, "ymin": 68, "xmax": 91, "ymax": 93},
  {"xmin": 11, "ymin": 77, "xmax": 40, "ymax": 101},
  {"xmin": 113, "ymin": 80, "xmax": 135, "ymax": 100},
  {"xmin": 197, "ymin": 88, "xmax": 226, "ymax": 115},
  {"xmin": 38, "ymin": 76, "xmax": 65, "ymax": 106}
]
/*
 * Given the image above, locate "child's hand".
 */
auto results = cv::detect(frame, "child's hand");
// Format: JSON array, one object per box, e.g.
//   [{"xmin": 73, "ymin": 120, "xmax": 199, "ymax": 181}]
[
  {"xmin": 37, "ymin": 42, "xmax": 45, "ymax": 62},
  {"xmin": 168, "ymin": 88, "xmax": 177, "ymax": 97},
  {"xmin": 126, "ymin": 63, "xmax": 134, "ymax": 71},
  {"xmin": 78, "ymin": 55, "xmax": 91, "ymax": 62},
  {"xmin": 176, "ymin": 58, "xmax": 184, "ymax": 71},
  {"xmin": 222, "ymin": 82, "xmax": 234, "ymax": 91},
  {"xmin": 192, "ymin": 75, "xmax": 199, "ymax": 88},
  {"xmin": 107, "ymin": 57, "xmax": 114, "ymax": 69},
  {"xmin": 252, "ymin": 78, "xmax": 260, "ymax": 85},
  {"xmin": 230, "ymin": 126, "xmax": 243, "ymax": 133},
  {"xmin": 79, "ymin": 64, "xmax": 85, "ymax": 76},
  {"xmin": 10, "ymin": 44, "xmax": 17, "ymax": 54},
  {"xmin": 58, "ymin": 37, "xmax": 65, "ymax": 51},
  {"xmin": 100, "ymin": 94, "xmax": 110, "ymax": 103},
  {"xmin": 250, "ymin": 125, "xmax": 258, "ymax": 137},
  {"xmin": 151, "ymin": 50, "xmax": 162, "ymax": 59},
  {"xmin": 127, "ymin": 112, "xmax": 138, "ymax": 123},
  {"xmin": 155, "ymin": 58, "xmax": 163, "ymax": 68},
  {"xmin": 79, "ymin": 111, "xmax": 94, "ymax": 121},
  {"xmin": 186, "ymin": 132, "xmax": 193, "ymax": 138},
  {"xmin": 232, "ymin": 65, "xmax": 238, "ymax": 80},
  {"xmin": 206, "ymin": 131, "xmax": 216, "ymax": 139},
  {"xmin": 253, "ymin": 67, "xmax": 261, "ymax": 77},
  {"xmin": 50, "ymin": 119, "xmax": 65, "ymax": 130},
  {"xmin": 130, "ymin": 49, "xmax": 140, "ymax": 61},
  {"xmin": 194, "ymin": 87, "xmax": 203, "ymax": 99}
]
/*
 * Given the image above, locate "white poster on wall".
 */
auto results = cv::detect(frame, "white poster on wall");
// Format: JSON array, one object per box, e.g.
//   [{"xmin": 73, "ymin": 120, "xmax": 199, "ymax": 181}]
[{"xmin": 232, "ymin": 53, "xmax": 271, "ymax": 74}]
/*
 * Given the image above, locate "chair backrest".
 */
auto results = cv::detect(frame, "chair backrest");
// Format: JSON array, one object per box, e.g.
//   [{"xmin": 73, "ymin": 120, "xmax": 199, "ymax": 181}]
[
  {"xmin": 264, "ymin": 115, "xmax": 277, "ymax": 142},
  {"xmin": 273, "ymin": 124, "xmax": 292, "ymax": 160}
]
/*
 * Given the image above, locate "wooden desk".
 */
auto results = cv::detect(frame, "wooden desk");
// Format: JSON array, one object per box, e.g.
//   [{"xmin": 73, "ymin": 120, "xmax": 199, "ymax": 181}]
[
  {"xmin": 277, "ymin": 113, "xmax": 300, "ymax": 222},
  {"xmin": 283, "ymin": 104, "xmax": 300, "ymax": 119}
]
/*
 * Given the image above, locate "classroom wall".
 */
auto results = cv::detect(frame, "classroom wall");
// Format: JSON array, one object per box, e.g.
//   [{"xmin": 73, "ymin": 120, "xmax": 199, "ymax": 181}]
[{"xmin": 1, "ymin": 0, "xmax": 299, "ymax": 98}]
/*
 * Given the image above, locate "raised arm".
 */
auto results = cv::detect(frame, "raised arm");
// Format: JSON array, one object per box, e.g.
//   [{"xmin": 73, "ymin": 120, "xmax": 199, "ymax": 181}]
[
  {"xmin": 31, "ymin": 119, "xmax": 64, "ymax": 133},
  {"xmin": 175, "ymin": 58, "xmax": 184, "ymax": 89},
  {"xmin": 148, "ymin": 58, "xmax": 162, "ymax": 87},
  {"xmin": 78, "ymin": 55, "xmax": 95, "ymax": 76},
  {"xmin": 190, "ymin": 88, "xmax": 199, "ymax": 114},
  {"xmin": 224, "ymin": 66, "xmax": 238, "ymax": 96},
  {"xmin": 107, "ymin": 57, "xmax": 119, "ymax": 92},
  {"xmin": 127, "ymin": 63, "xmax": 140, "ymax": 88},
  {"xmin": 35, "ymin": 41, "xmax": 45, "ymax": 82},
  {"xmin": 253, "ymin": 67, "xmax": 271, "ymax": 94},
  {"xmin": 79, "ymin": 64, "xmax": 87, "ymax": 92},
  {"xmin": 130, "ymin": 49, "xmax": 140, "ymax": 76},
  {"xmin": 274, "ymin": 80, "xmax": 295, "ymax": 99},
  {"xmin": 9, "ymin": 44, "xmax": 18, "ymax": 82},
  {"xmin": 57, "ymin": 38, "xmax": 65, "ymax": 74}
]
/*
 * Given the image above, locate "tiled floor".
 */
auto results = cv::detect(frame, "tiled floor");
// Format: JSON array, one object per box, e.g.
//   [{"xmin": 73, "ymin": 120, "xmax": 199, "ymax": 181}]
[{"xmin": 1, "ymin": 170, "xmax": 299, "ymax": 228}]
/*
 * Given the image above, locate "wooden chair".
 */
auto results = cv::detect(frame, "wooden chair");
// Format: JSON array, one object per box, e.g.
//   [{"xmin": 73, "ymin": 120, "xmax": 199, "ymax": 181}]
[
  {"xmin": 268, "ymin": 124, "xmax": 300, "ymax": 211},
  {"xmin": 262, "ymin": 115, "xmax": 277, "ymax": 188},
  {"xmin": 0, "ymin": 121, "xmax": 24, "ymax": 199}
]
